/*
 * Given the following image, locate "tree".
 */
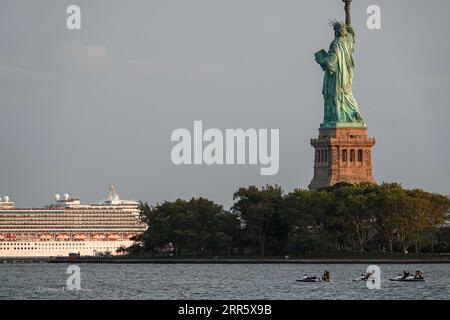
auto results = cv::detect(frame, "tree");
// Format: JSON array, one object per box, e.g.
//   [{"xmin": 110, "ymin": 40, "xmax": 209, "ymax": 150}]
[
  {"xmin": 133, "ymin": 198, "xmax": 240, "ymax": 257},
  {"xmin": 232, "ymin": 185, "xmax": 285, "ymax": 256},
  {"xmin": 370, "ymin": 183, "xmax": 406, "ymax": 254},
  {"xmin": 282, "ymin": 189, "xmax": 335, "ymax": 254},
  {"xmin": 405, "ymin": 189, "xmax": 450, "ymax": 255},
  {"xmin": 328, "ymin": 183, "xmax": 377, "ymax": 253}
]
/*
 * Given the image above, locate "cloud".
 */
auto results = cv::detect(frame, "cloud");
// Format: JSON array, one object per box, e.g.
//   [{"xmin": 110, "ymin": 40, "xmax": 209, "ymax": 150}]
[{"xmin": 64, "ymin": 41, "xmax": 113, "ymax": 73}]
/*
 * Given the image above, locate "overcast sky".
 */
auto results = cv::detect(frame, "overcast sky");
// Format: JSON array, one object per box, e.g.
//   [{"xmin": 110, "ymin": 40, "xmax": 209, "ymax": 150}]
[{"xmin": 1, "ymin": 0, "xmax": 449, "ymax": 208}]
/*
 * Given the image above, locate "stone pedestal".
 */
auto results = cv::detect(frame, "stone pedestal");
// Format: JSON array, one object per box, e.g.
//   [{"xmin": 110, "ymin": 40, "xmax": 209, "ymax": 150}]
[{"xmin": 308, "ymin": 127, "xmax": 376, "ymax": 190}]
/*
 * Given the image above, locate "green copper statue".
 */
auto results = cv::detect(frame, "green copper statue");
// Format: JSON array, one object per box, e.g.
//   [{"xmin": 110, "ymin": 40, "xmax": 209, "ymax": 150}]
[{"xmin": 315, "ymin": 0, "xmax": 365, "ymax": 128}]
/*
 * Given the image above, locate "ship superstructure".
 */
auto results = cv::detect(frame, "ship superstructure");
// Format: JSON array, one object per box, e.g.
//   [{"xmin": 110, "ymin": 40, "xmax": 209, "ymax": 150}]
[{"xmin": 0, "ymin": 185, "xmax": 146, "ymax": 257}]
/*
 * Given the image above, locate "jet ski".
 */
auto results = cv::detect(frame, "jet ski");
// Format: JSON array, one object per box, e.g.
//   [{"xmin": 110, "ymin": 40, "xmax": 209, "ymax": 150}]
[
  {"xmin": 352, "ymin": 274, "xmax": 368, "ymax": 282},
  {"xmin": 389, "ymin": 275, "xmax": 425, "ymax": 282},
  {"xmin": 296, "ymin": 275, "xmax": 321, "ymax": 283}
]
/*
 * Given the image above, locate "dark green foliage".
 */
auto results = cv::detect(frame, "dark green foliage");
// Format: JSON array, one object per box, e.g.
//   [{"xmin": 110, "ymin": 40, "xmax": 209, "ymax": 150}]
[
  {"xmin": 133, "ymin": 198, "xmax": 240, "ymax": 256},
  {"xmin": 129, "ymin": 184, "xmax": 450, "ymax": 257},
  {"xmin": 232, "ymin": 185, "xmax": 287, "ymax": 256}
]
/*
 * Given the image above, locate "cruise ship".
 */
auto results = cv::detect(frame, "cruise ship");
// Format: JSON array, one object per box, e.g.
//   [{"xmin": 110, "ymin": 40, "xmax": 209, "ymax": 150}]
[{"xmin": 0, "ymin": 186, "xmax": 146, "ymax": 257}]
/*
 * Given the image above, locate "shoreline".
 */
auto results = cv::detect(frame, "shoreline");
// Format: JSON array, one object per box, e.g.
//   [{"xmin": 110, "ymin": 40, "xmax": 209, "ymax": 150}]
[{"xmin": 2, "ymin": 257, "xmax": 450, "ymax": 264}]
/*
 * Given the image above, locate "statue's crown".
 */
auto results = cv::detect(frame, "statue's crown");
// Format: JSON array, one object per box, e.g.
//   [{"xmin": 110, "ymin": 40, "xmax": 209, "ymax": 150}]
[{"xmin": 328, "ymin": 19, "xmax": 345, "ymax": 30}]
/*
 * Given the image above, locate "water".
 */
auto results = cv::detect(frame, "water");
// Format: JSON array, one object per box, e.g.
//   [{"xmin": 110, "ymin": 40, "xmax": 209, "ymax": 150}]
[{"xmin": 0, "ymin": 263, "xmax": 449, "ymax": 299}]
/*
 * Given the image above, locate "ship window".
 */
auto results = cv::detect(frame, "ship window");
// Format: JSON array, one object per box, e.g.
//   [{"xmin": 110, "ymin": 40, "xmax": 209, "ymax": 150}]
[
  {"xmin": 358, "ymin": 149, "xmax": 363, "ymax": 162},
  {"xmin": 342, "ymin": 149, "xmax": 347, "ymax": 162},
  {"xmin": 350, "ymin": 149, "xmax": 355, "ymax": 162}
]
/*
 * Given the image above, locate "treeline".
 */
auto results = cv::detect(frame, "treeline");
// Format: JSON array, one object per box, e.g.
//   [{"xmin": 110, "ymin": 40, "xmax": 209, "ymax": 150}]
[{"xmin": 128, "ymin": 183, "xmax": 450, "ymax": 257}]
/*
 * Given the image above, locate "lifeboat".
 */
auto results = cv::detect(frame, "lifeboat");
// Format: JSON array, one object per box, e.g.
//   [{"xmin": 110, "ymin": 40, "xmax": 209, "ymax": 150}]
[
  {"xmin": 38, "ymin": 234, "xmax": 52, "ymax": 240},
  {"xmin": 73, "ymin": 234, "xmax": 86, "ymax": 241},
  {"xmin": 124, "ymin": 233, "xmax": 137, "ymax": 239},
  {"xmin": 106, "ymin": 234, "xmax": 119, "ymax": 241},
  {"xmin": 0, "ymin": 234, "xmax": 5, "ymax": 240},
  {"xmin": 92, "ymin": 234, "xmax": 105, "ymax": 240},
  {"xmin": 56, "ymin": 234, "xmax": 69, "ymax": 240}
]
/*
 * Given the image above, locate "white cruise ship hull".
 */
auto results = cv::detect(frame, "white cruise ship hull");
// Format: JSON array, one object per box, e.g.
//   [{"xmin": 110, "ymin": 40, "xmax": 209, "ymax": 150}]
[{"xmin": 0, "ymin": 240, "xmax": 134, "ymax": 257}]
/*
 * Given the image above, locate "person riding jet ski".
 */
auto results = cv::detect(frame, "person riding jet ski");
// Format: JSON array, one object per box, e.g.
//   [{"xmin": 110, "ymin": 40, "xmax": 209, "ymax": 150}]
[
  {"xmin": 322, "ymin": 270, "xmax": 331, "ymax": 282},
  {"xmin": 402, "ymin": 270, "xmax": 411, "ymax": 279}
]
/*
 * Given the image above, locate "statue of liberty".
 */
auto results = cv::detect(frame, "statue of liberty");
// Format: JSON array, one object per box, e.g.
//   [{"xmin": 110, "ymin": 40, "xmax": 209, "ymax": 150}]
[{"xmin": 315, "ymin": 0, "xmax": 365, "ymax": 128}]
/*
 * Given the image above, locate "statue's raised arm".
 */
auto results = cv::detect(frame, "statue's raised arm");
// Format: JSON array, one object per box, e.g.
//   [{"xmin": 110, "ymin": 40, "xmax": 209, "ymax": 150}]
[
  {"xmin": 343, "ymin": 0, "xmax": 355, "ymax": 37},
  {"xmin": 344, "ymin": 0, "xmax": 352, "ymax": 26}
]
